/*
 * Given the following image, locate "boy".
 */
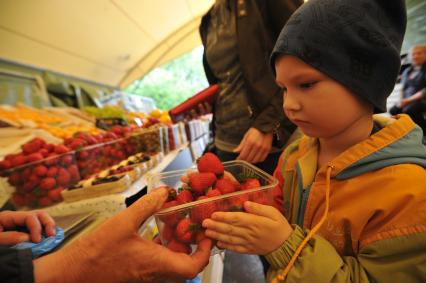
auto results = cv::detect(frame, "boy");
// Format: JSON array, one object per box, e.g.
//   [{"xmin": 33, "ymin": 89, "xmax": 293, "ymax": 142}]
[{"xmin": 202, "ymin": 0, "xmax": 426, "ymax": 282}]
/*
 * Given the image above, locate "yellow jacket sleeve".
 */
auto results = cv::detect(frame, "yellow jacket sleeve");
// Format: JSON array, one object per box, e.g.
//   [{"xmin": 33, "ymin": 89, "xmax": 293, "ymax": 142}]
[{"xmin": 265, "ymin": 225, "xmax": 426, "ymax": 283}]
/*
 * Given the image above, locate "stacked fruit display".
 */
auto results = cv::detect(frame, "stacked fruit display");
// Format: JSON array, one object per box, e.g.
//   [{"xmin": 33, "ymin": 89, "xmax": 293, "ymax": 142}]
[
  {"xmin": 151, "ymin": 153, "xmax": 277, "ymax": 254},
  {"xmin": 0, "ymin": 138, "xmax": 80, "ymax": 207},
  {"xmin": 0, "ymin": 123, "xmax": 166, "ymax": 208}
]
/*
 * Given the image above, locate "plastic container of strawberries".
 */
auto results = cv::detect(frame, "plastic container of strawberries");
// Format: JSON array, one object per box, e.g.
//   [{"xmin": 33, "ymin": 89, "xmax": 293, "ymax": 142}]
[{"xmin": 148, "ymin": 160, "xmax": 279, "ymax": 255}]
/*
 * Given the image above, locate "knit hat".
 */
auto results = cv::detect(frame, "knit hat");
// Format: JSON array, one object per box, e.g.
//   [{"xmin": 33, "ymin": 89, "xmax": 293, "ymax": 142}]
[{"xmin": 271, "ymin": 0, "xmax": 407, "ymax": 113}]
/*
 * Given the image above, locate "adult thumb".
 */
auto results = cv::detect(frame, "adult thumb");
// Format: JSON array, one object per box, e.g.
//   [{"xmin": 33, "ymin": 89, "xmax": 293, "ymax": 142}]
[{"xmin": 126, "ymin": 187, "xmax": 168, "ymax": 227}]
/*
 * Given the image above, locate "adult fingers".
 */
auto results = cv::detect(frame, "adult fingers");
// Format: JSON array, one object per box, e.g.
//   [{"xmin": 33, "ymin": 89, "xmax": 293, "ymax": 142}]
[
  {"xmin": 164, "ymin": 238, "xmax": 213, "ymax": 279},
  {"xmin": 25, "ymin": 214, "xmax": 42, "ymax": 243},
  {"xmin": 124, "ymin": 187, "xmax": 168, "ymax": 229},
  {"xmin": 0, "ymin": 231, "xmax": 30, "ymax": 245},
  {"xmin": 36, "ymin": 211, "xmax": 56, "ymax": 237}
]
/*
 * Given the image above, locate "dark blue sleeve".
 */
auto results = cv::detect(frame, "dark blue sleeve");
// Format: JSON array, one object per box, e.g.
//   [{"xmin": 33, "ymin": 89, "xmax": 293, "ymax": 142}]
[{"xmin": 0, "ymin": 247, "xmax": 34, "ymax": 283}]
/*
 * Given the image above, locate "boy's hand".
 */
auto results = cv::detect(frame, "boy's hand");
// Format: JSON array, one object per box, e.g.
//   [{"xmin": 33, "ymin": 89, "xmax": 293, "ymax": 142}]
[
  {"xmin": 202, "ymin": 201, "xmax": 292, "ymax": 255},
  {"xmin": 0, "ymin": 210, "xmax": 56, "ymax": 245}
]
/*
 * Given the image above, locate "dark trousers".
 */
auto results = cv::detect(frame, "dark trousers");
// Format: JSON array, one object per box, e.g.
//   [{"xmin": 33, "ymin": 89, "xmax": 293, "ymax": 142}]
[
  {"xmin": 215, "ymin": 148, "xmax": 281, "ymax": 275},
  {"xmin": 390, "ymin": 102, "xmax": 426, "ymax": 135}
]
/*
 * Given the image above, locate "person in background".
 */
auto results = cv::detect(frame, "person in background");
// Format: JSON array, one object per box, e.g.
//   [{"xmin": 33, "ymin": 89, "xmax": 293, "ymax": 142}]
[
  {"xmin": 202, "ymin": 0, "xmax": 426, "ymax": 282},
  {"xmin": 1, "ymin": 188, "xmax": 213, "ymax": 283},
  {"xmin": 199, "ymin": 0, "xmax": 302, "ymax": 175},
  {"xmin": 390, "ymin": 44, "xmax": 426, "ymax": 134}
]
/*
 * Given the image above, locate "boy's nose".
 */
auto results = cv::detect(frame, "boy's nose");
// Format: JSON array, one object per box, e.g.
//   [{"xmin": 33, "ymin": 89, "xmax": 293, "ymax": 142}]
[{"xmin": 283, "ymin": 92, "xmax": 302, "ymax": 112}]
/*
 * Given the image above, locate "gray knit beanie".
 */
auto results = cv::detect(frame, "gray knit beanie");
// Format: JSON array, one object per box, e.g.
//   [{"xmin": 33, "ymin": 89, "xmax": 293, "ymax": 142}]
[{"xmin": 271, "ymin": 0, "xmax": 407, "ymax": 113}]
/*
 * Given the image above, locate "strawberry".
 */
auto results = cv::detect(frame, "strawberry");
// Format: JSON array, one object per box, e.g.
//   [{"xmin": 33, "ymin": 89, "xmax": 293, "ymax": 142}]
[
  {"xmin": 176, "ymin": 189, "xmax": 193, "ymax": 204},
  {"xmin": 0, "ymin": 160, "xmax": 11, "ymax": 171},
  {"xmin": 159, "ymin": 200, "xmax": 186, "ymax": 226},
  {"xmin": 27, "ymin": 153, "xmax": 44, "ymax": 163},
  {"xmin": 44, "ymin": 154, "xmax": 59, "ymax": 166},
  {"xmin": 175, "ymin": 218, "xmax": 200, "ymax": 243},
  {"xmin": 195, "ymin": 229, "xmax": 207, "ymax": 243},
  {"xmin": 40, "ymin": 177, "xmax": 56, "ymax": 191},
  {"xmin": 167, "ymin": 239, "xmax": 191, "ymax": 254},
  {"xmin": 164, "ymin": 186, "xmax": 177, "ymax": 201},
  {"xmin": 189, "ymin": 172, "xmax": 217, "ymax": 195},
  {"xmin": 39, "ymin": 148, "xmax": 49, "ymax": 158},
  {"xmin": 68, "ymin": 165, "xmax": 80, "ymax": 181},
  {"xmin": 190, "ymin": 196, "xmax": 217, "ymax": 223},
  {"xmin": 34, "ymin": 165, "xmax": 48, "ymax": 177},
  {"xmin": 43, "ymin": 143, "xmax": 55, "ymax": 153},
  {"xmin": 61, "ymin": 154, "xmax": 74, "ymax": 165},
  {"xmin": 241, "ymin": 178, "xmax": 261, "ymax": 190},
  {"xmin": 197, "ymin": 153, "xmax": 224, "ymax": 176},
  {"xmin": 249, "ymin": 190, "xmax": 271, "ymax": 205},
  {"xmin": 21, "ymin": 167, "xmax": 32, "ymax": 179},
  {"xmin": 46, "ymin": 167, "xmax": 58, "ymax": 177},
  {"xmin": 21, "ymin": 182, "xmax": 35, "ymax": 193},
  {"xmin": 12, "ymin": 192, "xmax": 28, "ymax": 207},
  {"xmin": 22, "ymin": 138, "xmax": 44, "ymax": 155},
  {"xmin": 48, "ymin": 187, "xmax": 63, "ymax": 202},
  {"xmin": 227, "ymin": 194, "xmax": 249, "ymax": 211},
  {"xmin": 38, "ymin": 196, "xmax": 53, "ymax": 207},
  {"xmin": 215, "ymin": 178, "xmax": 238, "ymax": 195},
  {"xmin": 8, "ymin": 172, "xmax": 22, "ymax": 186},
  {"xmin": 205, "ymin": 188, "xmax": 222, "ymax": 198},
  {"xmin": 54, "ymin": 145, "xmax": 70, "ymax": 155},
  {"xmin": 161, "ymin": 224, "xmax": 175, "ymax": 243},
  {"xmin": 28, "ymin": 174, "xmax": 41, "ymax": 186},
  {"xmin": 11, "ymin": 155, "xmax": 27, "ymax": 167},
  {"xmin": 57, "ymin": 170, "xmax": 71, "ymax": 187}
]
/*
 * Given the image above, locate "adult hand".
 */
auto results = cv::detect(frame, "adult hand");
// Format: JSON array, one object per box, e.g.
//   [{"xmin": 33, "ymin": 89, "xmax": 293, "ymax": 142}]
[
  {"xmin": 34, "ymin": 188, "xmax": 213, "ymax": 283},
  {"xmin": 0, "ymin": 210, "xmax": 56, "ymax": 245},
  {"xmin": 202, "ymin": 201, "xmax": 292, "ymax": 255},
  {"xmin": 233, "ymin": 127, "xmax": 273, "ymax": 163}
]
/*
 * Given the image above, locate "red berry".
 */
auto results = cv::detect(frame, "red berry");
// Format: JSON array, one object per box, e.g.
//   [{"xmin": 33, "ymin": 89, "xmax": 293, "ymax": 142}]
[
  {"xmin": 197, "ymin": 153, "xmax": 224, "ymax": 175},
  {"xmin": 167, "ymin": 239, "xmax": 191, "ymax": 254},
  {"xmin": 46, "ymin": 167, "xmax": 58, "ymax": 177},
  {"xmin": 176, "ymin": 189, "xmax": 193, "ymax": 204},
  {"xmin": 241, "ymin": 178, "xmax": 261, "ymax": 190},
  {"xmin": 27, "ymin": 153, "xmax": 43, "ymax": 163},
  {"xmin": 189, "ymin": 172, "xmax": 217, "ymax": 195},
  {"xmin": 54, "ymin": 145, "xmax": 70, "ymax": 154},
  {"xmin": 205, "ymin": 188, "xmax": 222, "ymax": 198},
  {"xmin": 38, "ymin": 196, "xmax": 53, "ymax": 207},
  {"xmin": 48, "ymin": 188, "xmax": 63, "ymax": 202},
  {"xmin": 190, "ymin": 196, "xmax": 217, "ymax": 223},
  {"xmin": 175, "ymin": 218, "xmax": 199, "ymax": 243},
  {"xmin": 40, "ymin": 178, "xmax": 56, "ymax": 191},
  {"xmin": 34, "ymin": 165, "xmax": 48, "ymax": 177},
  {"xmin": 159, "ymin": 201, "xmax": 186, "ymax": 226},
  {"xmin": 215, "ymin": 178, "xmax": 238, "ymax": 195}
]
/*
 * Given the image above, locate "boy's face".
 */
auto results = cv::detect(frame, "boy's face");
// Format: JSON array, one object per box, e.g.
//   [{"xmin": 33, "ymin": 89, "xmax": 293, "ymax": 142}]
[{"xmin": 275, "ymin": 55, "xmax": 372, "ymax": 139}]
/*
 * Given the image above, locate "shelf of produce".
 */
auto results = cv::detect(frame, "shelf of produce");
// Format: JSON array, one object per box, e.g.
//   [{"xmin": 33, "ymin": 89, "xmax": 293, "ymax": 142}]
[{"xmin": 43, "ymin": 142, "xmax": 189, "ymax": 218}]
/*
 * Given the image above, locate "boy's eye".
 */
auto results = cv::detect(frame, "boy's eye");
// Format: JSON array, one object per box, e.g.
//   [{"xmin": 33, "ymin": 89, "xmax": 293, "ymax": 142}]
[{"xmin": 300, "ymin": 82, "xmax": 317, "ymax": 89}]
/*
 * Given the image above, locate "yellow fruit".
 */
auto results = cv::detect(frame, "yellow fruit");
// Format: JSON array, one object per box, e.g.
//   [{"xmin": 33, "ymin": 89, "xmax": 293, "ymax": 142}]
[{"xmin": 150, "ymin": 109, "xmax": 162, "ymax": 119}]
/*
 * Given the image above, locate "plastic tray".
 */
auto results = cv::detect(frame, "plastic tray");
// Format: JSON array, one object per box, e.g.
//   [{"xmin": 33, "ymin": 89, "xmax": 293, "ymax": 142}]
[{"xmin": 148, "ymin": 160, "xmax": 278, "ymax": 254}]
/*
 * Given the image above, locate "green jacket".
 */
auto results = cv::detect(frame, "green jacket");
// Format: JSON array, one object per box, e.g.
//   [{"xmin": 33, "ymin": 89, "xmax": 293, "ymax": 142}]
[{"xmin": 267, "ymin": 114, "xmax": 426, "ymax": 282}]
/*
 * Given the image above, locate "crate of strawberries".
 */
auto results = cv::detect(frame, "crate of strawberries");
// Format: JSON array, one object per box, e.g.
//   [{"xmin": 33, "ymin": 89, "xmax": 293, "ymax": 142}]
[{"xmin": 148, "ymin": 153, "xmax": 278, "ymax": 255}]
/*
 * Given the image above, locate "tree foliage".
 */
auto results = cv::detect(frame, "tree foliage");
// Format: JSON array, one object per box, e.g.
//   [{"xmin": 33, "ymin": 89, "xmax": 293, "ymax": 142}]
[{"xmin": 125, "ymin": 46, "xmax": 209, "ymax": 111}]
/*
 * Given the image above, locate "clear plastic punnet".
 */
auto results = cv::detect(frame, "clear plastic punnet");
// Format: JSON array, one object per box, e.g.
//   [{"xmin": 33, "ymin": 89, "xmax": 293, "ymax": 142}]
[{"xmin": 148, "ymin": 160, "xmax": 279, "ymax": 255}]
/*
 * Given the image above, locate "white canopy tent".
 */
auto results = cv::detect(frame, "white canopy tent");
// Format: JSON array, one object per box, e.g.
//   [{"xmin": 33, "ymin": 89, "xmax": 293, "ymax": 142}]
[{"xmin": 0, "ymin": 0, "xmax": 214, "ymax": 89}]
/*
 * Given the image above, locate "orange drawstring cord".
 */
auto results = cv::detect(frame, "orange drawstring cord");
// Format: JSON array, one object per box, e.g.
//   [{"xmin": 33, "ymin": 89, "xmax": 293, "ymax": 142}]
[{"xmin": 271, "ymin": 165, "xmax": 333, "ymax": 283}]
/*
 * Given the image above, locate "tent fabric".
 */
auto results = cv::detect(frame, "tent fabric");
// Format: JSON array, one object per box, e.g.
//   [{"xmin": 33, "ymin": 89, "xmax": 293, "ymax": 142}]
[{"xmin": 0, "ymin": 0, "xmax": 214, "ymax": 89}]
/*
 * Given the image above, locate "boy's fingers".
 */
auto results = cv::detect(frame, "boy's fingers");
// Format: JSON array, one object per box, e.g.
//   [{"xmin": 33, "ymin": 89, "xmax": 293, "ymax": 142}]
[
  {"xmin": 202, "ymin": 219, "xmax": 247, "ymax": 237},
  {"xmin": 0, "ymin": 231, "xmax": 30, "ymax": 245},
  {"xmin": 244, "ymin": 201, "xmax": 281, "ymax": 220}
]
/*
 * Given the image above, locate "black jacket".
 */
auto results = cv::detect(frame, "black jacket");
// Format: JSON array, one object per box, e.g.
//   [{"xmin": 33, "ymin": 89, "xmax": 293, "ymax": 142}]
[
  {"xmin": 0, "ymin": 247, "xmax": 34, "ymax": 283},
  {"xmin": 200, "ymin": 0, "xmax": 302, "ymax": 145}
]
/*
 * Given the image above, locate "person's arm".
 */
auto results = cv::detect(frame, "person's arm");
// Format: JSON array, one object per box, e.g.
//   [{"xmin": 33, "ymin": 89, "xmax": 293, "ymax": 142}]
[
  {"xmin": 265, "ymin": 226, "xmax": 425, "ymax": 282},
  {"xmin": 0, "ymin": 247, "xmax": 34, "ymax": 283},
  {"xmin": 34, "ymin": 188, "xmax": 213, "ymax": 283},
  {"xmin": 400, "ymin": 88, "xmax": 426, "ymax": 108}
]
